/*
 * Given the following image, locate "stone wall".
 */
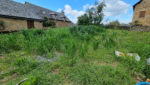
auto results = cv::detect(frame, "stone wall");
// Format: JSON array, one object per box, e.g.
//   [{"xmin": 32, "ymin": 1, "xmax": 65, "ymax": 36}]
[
  {"xmin": 51, "ymin": 20, "xmax": 71, "ymax": 27},
  {"xmin": 131, "ymin": 26, "xmax": 150, "ymax": 32},
  {"xmin": 0, "ymin": 17, "xmax": 71, "ymax": 32},
  {"xmin": 132, "ymin": 0, "xmax": 150, "ymax": 26},
  {"xmin": 34, "ymin": 21, "xmax": 43, "ymax": 29},
  {"xmin": 0, "ymin": 17, "xmax": 27, "ymax": 31},
  {"xmin": 0, "ymin": 17, "xmax": 43, "ymax": 32}
]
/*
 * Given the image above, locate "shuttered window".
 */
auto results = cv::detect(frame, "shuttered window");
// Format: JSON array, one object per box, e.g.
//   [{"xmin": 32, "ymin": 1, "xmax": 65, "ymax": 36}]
[{"xmin": 139, "ymin": 11, "xmax": 146, "ymax": 18}]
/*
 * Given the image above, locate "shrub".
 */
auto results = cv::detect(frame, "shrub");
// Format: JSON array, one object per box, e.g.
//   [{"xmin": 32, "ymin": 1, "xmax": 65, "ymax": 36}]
[
  {"xmin": 132, "ymin": 21, "xmax": 142, "ymax": 26},
  {"xmin": 70, "ymin": 25, "xmax": 105, "ymax": 36},
  {"xmin": 106, "ymin": 20, "xmax": 120, "ymax": 28},
  {"xmin": 0, "ymin": 21, "xmax": 5, "ymax": 30},
  {"xmin": 43, "ymin": 17, "xmax": 56, "ymax": 27}
]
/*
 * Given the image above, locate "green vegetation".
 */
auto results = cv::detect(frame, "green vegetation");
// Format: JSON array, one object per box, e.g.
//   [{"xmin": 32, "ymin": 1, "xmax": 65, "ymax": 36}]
[
  {"xmin": 106, "ymin": 20, "xmax": 120, "ymax": 28},
  {"xmin": 43, "ymin": 17, "xmax": 56, "ymax": 27},
  {"xmin": 0, "ymin": 21, "xmax": 5, "ymax": 30},
  {"xmin": 0, "ymin": 26, "xmax": 150, "ymax": 85},
  {"xmin": 78, "ymin": 2, "xmax": 105, "ymax": 25}
]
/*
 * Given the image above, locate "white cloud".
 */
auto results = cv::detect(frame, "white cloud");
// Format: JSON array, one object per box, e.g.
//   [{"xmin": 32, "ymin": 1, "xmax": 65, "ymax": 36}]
[
  {"xmin": 83, "ymin": 4, "xmax": 90, "ymax": 11},
  {"xmin": 63, "ymin": 4, "xmax": 85, "ymax": 23},
  {"xmin": 101, "ymin": 0, "xmax": 130, "ymax": 17},
  {"xmin": 64, "ymin": 5, "xmax": 84, "ymax": 17},
  {"xmin": 83, "ymin": 4, "xmax": 95, "ymax": 11},
  {"xmin": 57, "ymin": 8, "xmax": 62, "ymax": 12},
  {"xmin": 57, "ymin": 0, "xmax": 130, "ymax": 23}
]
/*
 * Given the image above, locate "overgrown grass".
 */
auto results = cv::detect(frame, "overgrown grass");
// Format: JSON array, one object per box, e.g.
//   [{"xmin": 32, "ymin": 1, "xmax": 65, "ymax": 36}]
[{"xmin": 0, "ymin": 26, "xmax": 150, "ymax": 85}]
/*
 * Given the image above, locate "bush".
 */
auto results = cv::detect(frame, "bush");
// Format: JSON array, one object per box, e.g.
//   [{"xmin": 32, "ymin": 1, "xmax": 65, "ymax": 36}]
[
  {"xmin": 43, "ymin": 17, "xmax": 56, "ymax": 27},
  {"xmin": 0, "ymin": 21, "xmax": 5, "ymax": 30},
  {"xmin": 70, "ymin": 25, "xmax": 105, "ymax": 36},
  {"xmin": 106, "ymin": 20, "xmax": 120, "ymax": 28},
  {"xmin": 132, "ymin": 21, "xmax": 142, "ymax": 26}
]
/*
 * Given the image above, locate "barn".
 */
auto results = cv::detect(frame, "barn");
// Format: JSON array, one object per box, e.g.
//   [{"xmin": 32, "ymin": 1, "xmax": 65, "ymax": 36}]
[{"xmin": 0, "ymin": 0, "xmax": 71, "ymax": 32}]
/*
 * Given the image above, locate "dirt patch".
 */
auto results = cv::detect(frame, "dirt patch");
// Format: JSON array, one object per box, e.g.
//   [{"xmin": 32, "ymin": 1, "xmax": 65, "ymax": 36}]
[
  {"xmin": 0, "ymin": 73, "xmax": 17, "ymax": 85},
  {"xmin": 135, "ymin": 73, "xmax": 146, "ymax": 83},
  {"xmin": 0, "ymin": 55, "xmax": 3, "ymax": 59},
  {"xmin": 51, "ymin": 69, "xmax": 60, "ymax": 74}
]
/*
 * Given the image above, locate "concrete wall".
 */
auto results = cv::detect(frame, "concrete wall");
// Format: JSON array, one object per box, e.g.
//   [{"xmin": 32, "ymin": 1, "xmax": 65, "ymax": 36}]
[
  {"xmin": 0, "ymin": 17, "xmax": 43, "ymax": 32},
  {"xmin": 132, "ymin": 0, "xmax": 150, "ymax": 26}
]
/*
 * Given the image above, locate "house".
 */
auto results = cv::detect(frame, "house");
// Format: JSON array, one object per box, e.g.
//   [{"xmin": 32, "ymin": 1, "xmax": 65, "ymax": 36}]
[
  {"xmin": 0, "ymin": 0, "xmax": 71, "ymax": 32},
  {"xmin": 132, "ymin": 0, "xmax": 150, "ymax": 26}
]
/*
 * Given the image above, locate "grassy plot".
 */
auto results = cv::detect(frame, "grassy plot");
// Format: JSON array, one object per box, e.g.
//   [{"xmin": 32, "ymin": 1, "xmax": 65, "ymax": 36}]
[{"xmin": 0, "ymin": 26, "xmax": 150, "ymax": 85}]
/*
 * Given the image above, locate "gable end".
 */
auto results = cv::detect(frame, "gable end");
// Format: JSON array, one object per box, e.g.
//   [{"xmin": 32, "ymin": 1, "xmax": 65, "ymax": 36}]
[{"xmin": 133, "ymin": 0, "xmax": 143, "ymax": 10}]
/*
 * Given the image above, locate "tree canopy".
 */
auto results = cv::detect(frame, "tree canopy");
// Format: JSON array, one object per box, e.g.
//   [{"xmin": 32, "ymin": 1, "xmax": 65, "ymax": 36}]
[{"xmin": 77, "ymin": 2, "xmax": 105, "ymax": 25}]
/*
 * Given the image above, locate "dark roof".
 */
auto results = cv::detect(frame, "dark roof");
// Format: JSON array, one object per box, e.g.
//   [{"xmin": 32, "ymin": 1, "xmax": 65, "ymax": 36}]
[
  {"xmin": 25, "ymin": 2, "xmax": 71, "ymax": 22},
  {"xmin": 0, "ymin": 0, "xmax": 71, "ymax": 22},
  {"xmin": 133, "ymin": 0, "xmax": 143, "ymax": 10},
  {"xmin": 0, "ymin": 0, "xmax": 42, "ymax": 21}
]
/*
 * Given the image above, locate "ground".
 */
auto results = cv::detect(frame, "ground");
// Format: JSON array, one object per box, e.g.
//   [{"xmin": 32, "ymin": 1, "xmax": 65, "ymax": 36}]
[{"xmin": 0, "ymin": 26, "xmax": 149, "ymax": 85}]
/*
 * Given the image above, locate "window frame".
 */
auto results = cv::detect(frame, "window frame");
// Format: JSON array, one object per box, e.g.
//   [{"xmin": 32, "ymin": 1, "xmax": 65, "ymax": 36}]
[{"xmin": 139, "ymin": 11, "xmax": 146, "ymax": 18}]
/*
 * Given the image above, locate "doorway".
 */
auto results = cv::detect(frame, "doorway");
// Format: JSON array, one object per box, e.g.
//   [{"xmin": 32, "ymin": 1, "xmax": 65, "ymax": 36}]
[{"xmin": 27, "ymin": 20, "xmax": 34, "ymax": 29}]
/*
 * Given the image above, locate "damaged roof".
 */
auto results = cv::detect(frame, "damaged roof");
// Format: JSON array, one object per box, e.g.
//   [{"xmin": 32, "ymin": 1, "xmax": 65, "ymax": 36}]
[{"xmin": 0, "ymin": 0, "xmax": 71, "ymax": 22}]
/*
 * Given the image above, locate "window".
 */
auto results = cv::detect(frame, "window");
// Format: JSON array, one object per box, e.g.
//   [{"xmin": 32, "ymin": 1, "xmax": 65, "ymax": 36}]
[{"xmin": 139, "ymin": 11, "xmax": 146, "ymax": 18}]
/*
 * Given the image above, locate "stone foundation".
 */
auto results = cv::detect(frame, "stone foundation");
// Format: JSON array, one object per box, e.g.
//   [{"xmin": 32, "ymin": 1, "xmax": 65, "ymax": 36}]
[{"xmin": 131, "ymin": 26, "xmax": 150, "ymax": 32}]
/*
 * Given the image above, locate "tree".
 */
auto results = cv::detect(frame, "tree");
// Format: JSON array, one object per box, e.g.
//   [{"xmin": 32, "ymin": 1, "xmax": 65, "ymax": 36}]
[
  {"xmin": 77, "ymin": 2, "xmax": 105, "ymax": 25},
  {"xmin": 78, "ymin": 14, "xmax": 89, "ymax": 25},
  {"xmin": 107, "ymin": 20, "xmax": 120, "ymax": 28}
]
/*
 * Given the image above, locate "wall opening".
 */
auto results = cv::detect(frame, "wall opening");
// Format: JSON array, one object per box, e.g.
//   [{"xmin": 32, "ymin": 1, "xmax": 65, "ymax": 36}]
[
  {"xmin": 139, "ymin": 11, "xmax": 146, "ymax": 18},
  {"xmin": 27, "ymin": 20, "xmax": 34, "ymax": 29}
]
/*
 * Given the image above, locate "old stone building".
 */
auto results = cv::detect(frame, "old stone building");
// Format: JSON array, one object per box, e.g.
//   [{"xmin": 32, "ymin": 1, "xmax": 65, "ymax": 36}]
[
  {"xmin": 132, "ymin": 0, "xmax": 150, "ymax": 26},
  {"xmin": 0, "ymin": 0, "xmax": 71, "ymax": 32}
]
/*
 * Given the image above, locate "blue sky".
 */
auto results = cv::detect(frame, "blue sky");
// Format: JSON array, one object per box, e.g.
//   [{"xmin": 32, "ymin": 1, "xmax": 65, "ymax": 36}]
[{"xmin": 14, "ymin": 0, "xmax": 140, "ymax": 24}]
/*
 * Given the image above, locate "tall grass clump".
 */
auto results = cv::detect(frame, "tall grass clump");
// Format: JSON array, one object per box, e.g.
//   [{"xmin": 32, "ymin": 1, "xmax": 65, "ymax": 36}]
[
  {"xmin": 68, "ymin": 63, "xmax": 135, "ymax": 85},
  {"xmin": 0, "ymin": 26, "xmax": 117, "ymax": 58}
]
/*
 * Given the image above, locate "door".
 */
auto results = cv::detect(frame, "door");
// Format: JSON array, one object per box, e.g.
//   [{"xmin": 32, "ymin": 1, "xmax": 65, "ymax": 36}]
[{"xmin": 27, "ymin": 20, "xmax": 34, "ymax": 29}]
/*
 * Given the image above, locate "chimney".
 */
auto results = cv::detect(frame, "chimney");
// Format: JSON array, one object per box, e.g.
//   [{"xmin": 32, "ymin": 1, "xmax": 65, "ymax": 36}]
[
  {"xmin": 61, "ymin": 10, "xmax": 66, "ymax": 21},
  {"xmin": 61, "ymin": 10, "xmax": 65, "ymax": 15},
  {"xmin": 25, "ymin": 2, "xmax": 30, "ymax": 5}
]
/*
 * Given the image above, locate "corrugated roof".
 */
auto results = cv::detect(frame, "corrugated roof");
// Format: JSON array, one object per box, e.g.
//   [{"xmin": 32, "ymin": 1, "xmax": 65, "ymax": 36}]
[{"xmin": 0, "ymin": 0, "xmax": 71, "ymax": 22}]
